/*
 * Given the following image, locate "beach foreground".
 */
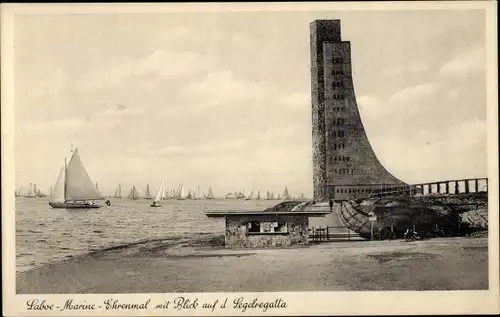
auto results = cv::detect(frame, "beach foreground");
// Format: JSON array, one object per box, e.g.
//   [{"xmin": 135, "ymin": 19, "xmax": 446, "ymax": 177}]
[{"xmin": 17, "ymin": 234, "xmax": 488, "ymax": 293}]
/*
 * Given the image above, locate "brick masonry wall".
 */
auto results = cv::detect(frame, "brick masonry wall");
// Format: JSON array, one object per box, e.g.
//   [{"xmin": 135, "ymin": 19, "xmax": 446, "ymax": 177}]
[{"xmin": 225, "ymin": 214, "xmax": 309, "ymax": 248}]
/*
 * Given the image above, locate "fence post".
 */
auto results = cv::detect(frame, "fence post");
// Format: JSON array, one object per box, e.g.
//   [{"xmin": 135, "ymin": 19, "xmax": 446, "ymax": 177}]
[
  {"xmin": 348, "ymin": 228, "xmax": 351, "ymax": 240},
  {"xmin": 326, "ymin": 227, "xmax": 329, "ymax": 241},
  {"xmin": 312, "ymin": 226, "xmax": 315, "ymax": 242}
]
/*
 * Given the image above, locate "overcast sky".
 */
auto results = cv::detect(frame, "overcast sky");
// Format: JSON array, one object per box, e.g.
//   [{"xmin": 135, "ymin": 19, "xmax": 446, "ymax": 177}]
[{"xmin": 14, "ymin": 9, "xmax": 487, "ymax": 197}]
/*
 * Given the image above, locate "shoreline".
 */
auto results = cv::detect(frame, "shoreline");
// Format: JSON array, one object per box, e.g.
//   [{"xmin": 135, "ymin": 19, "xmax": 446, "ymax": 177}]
[
  {"xmin": 16, "ymin": 231, "xmax": 225, "ymax": 276},
  {"xmin": 16, "ymin": 234, "xmax": 488, "ymax": 293}
]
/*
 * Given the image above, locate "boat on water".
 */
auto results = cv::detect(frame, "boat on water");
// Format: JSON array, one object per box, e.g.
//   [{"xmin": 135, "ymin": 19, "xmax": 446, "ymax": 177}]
[
  {"xmin": 15, "ymin": 188, "xmax": 23, "ymax": 197},
  {"xmin": 282, "ymin": 186, "xmax": 291, "ymax": 200},
  {"xmin": 128, "ymin": 186, "xmax": 141, "ymax": 200},
  {"xmin": 256, "ymin": 190, "xmax": 261, "ymax": 200},
  {"xmin": 36, "ymin": 188, "xmax": 47, "ymax": 197},
  {"xmin": 48, "ymin": 148, "xmax": 105, "ymax": 209},
  {"xmin": 245, "ymin": 189, "xmax": 254, "ymax": 201},
  {"xmin": 24, "ymin": 183, "xmax": 37, "ymax": 198},
  {"xmin": 177, "ymin": 183, "xmax": 187, "ymax": 200},
  {"xmin": 205, "ymin": 186, "xmax": 215, "ymax": 199},
  {"xmin": 151, "ymin": 179, "xmax": 165, "ymax": 207},
  {"xmin": 143, "ymin": 184, "xmax": 154, "ymax": 200},
  {"xmin": 114, "ymin": 184, "xmax": 122, "ymax": 198}
]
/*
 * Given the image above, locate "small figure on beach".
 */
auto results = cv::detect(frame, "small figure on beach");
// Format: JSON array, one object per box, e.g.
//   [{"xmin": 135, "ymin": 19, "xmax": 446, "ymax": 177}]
[{"xmin": 329, "ymin": 199, "xmax": 334, "ymax": 210}]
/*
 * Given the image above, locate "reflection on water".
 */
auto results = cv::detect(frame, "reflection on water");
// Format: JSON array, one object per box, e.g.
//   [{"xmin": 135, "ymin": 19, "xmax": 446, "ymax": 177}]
[{"xmin": 15, "ymin": 197, "xmax": 278, "ymax": 274}]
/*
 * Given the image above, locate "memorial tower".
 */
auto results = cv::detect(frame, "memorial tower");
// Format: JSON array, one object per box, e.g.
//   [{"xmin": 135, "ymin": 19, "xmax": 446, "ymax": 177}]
[{"xmin": 310, "ymin": 20, "xmax": 406, "ymax": 201}]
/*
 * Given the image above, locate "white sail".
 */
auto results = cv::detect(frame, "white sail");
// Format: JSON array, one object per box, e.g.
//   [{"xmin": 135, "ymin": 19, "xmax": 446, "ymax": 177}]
[
  {"xmin": 52, "ymin": 164, "xmax": 66, "ymax": 202},
  {"xmin": 179, "ymin": 184, "xmax": 185, "ymax": 199},
  {"xmin": 65, "ymin": 149, "xmax": 103, "ymax": 201},
  {"xmin": 282, "ymin": 186, "xmax": 291, "ymax": 200},
  {"xmin": 206, "ymin": 186, "xmax": 215, "ymax": 199},
  {"xmin": 144, "ymin": 184, "xmax": 154, "ymax": 199},
  {"xmin": 245, "ymin": 189, "xmax": 254, "ymax": 200},
  {"xmin": 25, "ymin": 183, "xmax": 36, "ymax": 197},
  {"xmin": 128, "ymin": 186, "xmax": 140, "ymax": 199},
  {"xmin": 154, "ymin": 179, "xmax": 164, "ymax": 202}
]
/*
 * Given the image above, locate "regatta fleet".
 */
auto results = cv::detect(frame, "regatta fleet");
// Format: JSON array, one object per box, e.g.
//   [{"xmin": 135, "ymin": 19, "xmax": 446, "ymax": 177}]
[{"xmin": 16, "ymin": 148, "xmax": 308, "ymax": 209}]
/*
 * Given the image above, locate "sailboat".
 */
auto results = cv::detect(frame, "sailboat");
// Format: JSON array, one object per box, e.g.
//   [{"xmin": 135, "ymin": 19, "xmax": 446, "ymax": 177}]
[
  {"xmin": 151, "ymin": 179, "xmax": 165, "ymax": 207},
  {"xmin": 256, "ymin": 190, "xmax": 261, "ymax": 200},
  {"xmin": 282, "ymin": 186, "xmax": 291, "ymax": 201},
  {"xmin": 186, "ymin": 190, "xmax": 193, "ymax": 200},
  {"xmin": 245, "ymin": 189, "xmax": 254, "ymax": 201},
  {"xmin": 128, "ymin": 186, "xmax": 141, "ymax": 200},
  {"xmin": 205, "ymin": 186, "xmax": 215, "ymax": 199},
  {"xmin": 48, "ymin": 148, "xmax": 104, "ymax": 209},
  {"xmin": 15, "ymin": 188, "xmax": 23, "ymax": 197},
  {"xmin": 24, "ymin": 183, "xmax": 37, "ymax": 198},
  {"xmin": 177, "ymin": 184, "xmax": 186, "ymax": 200},
  {"xmin": 114, "ymin": 184, "xmax": 122, "ymax": 198},
  {"xmin": 143, "ymin": 184, "xmax": 154, "ymax": 200},
  {"xmin": 36, "ymin": 187, "xmax": 47, "ymax": 197}
]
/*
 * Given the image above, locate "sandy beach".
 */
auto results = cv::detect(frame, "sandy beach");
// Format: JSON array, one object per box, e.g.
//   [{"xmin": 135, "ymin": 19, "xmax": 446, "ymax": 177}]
[{"xmin": 16, "ymin": 234, "xmax": 488, "ymax": 293}]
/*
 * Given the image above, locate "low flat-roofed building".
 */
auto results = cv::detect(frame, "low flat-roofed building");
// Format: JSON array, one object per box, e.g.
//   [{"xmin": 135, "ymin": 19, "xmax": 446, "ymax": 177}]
[{"xmin": 206, "ymin": 201, "xmax": 331, "ymax": 248}]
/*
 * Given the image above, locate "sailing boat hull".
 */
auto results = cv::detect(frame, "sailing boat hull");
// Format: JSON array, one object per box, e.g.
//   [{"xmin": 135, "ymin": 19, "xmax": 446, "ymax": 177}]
[
  {"xmin": 150, "ymin": 201, "xmax": 163, "ymax": 207},
  {"xmin": 49, "ymin": 201, "xmax": 101, "ymax": 209}
]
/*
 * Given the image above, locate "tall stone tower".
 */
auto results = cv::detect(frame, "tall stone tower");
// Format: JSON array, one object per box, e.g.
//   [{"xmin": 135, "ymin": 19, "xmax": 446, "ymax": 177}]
[{"xmin": 310, "ymin": 20, "xmax": 406, "ymax": 201}]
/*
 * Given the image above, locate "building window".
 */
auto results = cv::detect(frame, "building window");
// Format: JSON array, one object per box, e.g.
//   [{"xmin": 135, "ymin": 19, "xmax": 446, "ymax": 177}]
[
  {"xmin": 333, "ymin": 57, "xmax": 343, "ymax": 64},
  {"xmin": 333, "ymin": 94, "xmax": 344, "ymax": 100},
  {"xmin": 332, "ymin": 81, "xmax": 345, "ymax": 89},
  {"xmin": 247, "ymin": 221, "xmax": 288, "ymax": 234},
  {"xmin": 338, "ymin": 130, "xmax": 345, "ymax": 137}
]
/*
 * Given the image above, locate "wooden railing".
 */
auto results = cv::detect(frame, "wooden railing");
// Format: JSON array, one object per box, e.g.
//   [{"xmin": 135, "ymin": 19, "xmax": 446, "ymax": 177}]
[{"xmin": 308, "ymin": 226, "xmax": 363, "ymax": 242}]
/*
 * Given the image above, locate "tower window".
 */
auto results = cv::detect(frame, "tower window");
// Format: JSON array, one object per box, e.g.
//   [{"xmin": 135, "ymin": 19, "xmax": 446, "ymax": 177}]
[
  {"xmin": 333, "ymin": 94, "xmax": 344, "ymax": 100},
  {"xmin": 332, "ymin": 81, "xmax": 345, "ymax": 89},
  {"xmin": 338, "ymin": 130, "xmax": 345, "ymax": 137},
  {"xmin": 333, "ymin": 57, "xmax": 343, "ymax": 64}
]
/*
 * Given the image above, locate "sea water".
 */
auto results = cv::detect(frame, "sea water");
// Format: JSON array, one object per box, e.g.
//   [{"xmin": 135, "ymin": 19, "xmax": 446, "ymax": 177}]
[{"xmin": 15, "ymin": 197, "xmax": 279, "ymax": 274}]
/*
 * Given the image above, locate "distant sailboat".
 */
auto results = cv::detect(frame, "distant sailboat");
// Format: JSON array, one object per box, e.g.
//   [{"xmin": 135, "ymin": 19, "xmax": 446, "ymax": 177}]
[
  {"xmin": 205, "ymin": 186, "xmax": 215, "ymax": 199},
  {"xmin": 256, "ymin": 190, "xmax": 261, "ymax": 200},
  {"xmin": 245, "ymin": 189, "xmax": 254, "ymax": 201},
  {"xmin": 143, "ymin": 184, "xmax": 154, "ymax": 200},
  {"xmin": 186, "ymin": 190, "xmax": 193, "ymax": 200},
  {"xmin": 128, "ymin": 186, "xmax": 140, "ymax": 200},
  {"xmin": 15, "ymin": 188, "xmax": 23, "ymax": 197},
  {"xmin": 151, "ymin": 179, "xmax": 165, "ymax": 207},
  {"xmin": 48, "ymin": 148, "xmax": 105, "ymax": 209},
  {"xmin": 36, "ymin": 187, "xmax": 47, "ymax": 197},
  {"xmin": 177, "ymin": 184, "xmax": 186, "ymax": 200},
  {"xmin": 114, "ymin": 184, "xmax": 122, "ymax": 198},
  {"xmin": 282, "ymin": 186, "xmax": 291, "ymax": 201},
  {"xmin": 24, "ymin": 183, "xmax": 37, "ymax": 198}
]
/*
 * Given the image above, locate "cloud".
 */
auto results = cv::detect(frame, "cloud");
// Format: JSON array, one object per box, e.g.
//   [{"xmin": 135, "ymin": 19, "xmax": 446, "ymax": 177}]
[
  {"xmin": 17, "ymin": 68, "xmax": 67, "ymax": 100},
  {"xmin": 77, "ymin": 60, "xmax": 135, "ymax": 93},
  {"xmin": 439, "ymin": 46, "xmax": 485, "ymax": 77},
  {"xmin": 380, "ymin": 61, "xmax": 429, "ymax": 78},
  {"xmin": 389, "ymin": 82, "xmax": 440, "ymax": 104},
  {"xmin": 134, "ymin": 49, "xmax": 215, "ymax": 78}
]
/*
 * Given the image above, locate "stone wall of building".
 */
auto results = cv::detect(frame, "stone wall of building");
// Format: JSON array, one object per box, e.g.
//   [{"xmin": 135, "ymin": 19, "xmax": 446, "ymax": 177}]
[
  {"xmin": 310, "ymin": 20, "xmax": 406, "ymax": 202},
  {"xmin": 225, "ymin": 214, "xmax": 309, "ymax": 248}
]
